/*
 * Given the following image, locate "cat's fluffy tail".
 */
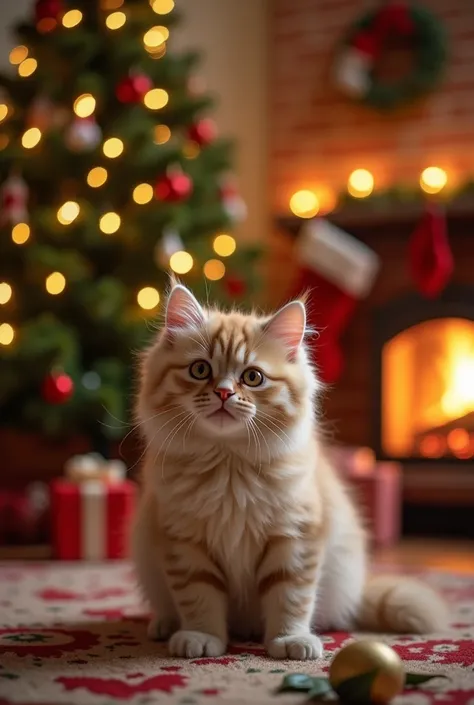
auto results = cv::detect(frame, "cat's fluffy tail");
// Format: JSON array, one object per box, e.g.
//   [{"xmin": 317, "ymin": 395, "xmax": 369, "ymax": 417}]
[{"xmin": 357, "ymin": 575, "xmax": 449, "ymax": 633}]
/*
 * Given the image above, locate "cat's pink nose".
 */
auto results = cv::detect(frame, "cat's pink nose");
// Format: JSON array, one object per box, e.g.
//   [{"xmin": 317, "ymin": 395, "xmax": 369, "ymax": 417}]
[{"xmin": 214, "ymin": 386, "xmax": 234, "ymax": 402}]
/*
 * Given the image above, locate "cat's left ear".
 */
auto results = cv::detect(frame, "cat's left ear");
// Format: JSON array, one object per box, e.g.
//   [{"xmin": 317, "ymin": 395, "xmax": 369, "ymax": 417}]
[
  {"xmin": 165, "ymin": 284, "xmax": 204, "ymax": 331},
  {"xmin": 263, "ymin": 300, "xmax": 306, "ymax": 359}
]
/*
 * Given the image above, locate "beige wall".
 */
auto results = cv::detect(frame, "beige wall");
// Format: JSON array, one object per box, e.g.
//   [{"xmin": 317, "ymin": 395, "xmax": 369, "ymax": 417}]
[
  {"xmin": 1, "ymin": 0, "xmax": 268, "ymax": 246},
  {"xmin": 174, "ymin": 0, "xmax": 268, "ymax": 245}
]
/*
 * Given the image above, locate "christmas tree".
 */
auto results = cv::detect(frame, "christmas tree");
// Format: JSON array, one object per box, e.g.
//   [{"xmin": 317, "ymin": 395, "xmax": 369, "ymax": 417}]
[{"xmin": 0, "ymin": 0, "xmax": 260, "ymax": 448}]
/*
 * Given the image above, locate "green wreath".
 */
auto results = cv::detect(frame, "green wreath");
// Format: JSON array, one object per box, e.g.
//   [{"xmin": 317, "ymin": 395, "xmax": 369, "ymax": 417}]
[{"xmin": 334, "ymin": 3, "xmax": 448, "ymax": 110}]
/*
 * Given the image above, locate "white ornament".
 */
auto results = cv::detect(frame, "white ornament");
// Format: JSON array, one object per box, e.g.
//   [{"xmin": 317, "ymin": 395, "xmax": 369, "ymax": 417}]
[
  {"xmin": 334, "ymin": 47, "xmax": 372, "ymax": 98},
  {"xmin": 155, "ymin": 227, "xmax": 184, "ymax": 268},
  {"xmin": 66, "ymin": 117, "xmax": 102, "ymax": 152},
  {"xmin": 224, "ymin": 195, "xmax": 247, "ymax": 224}
]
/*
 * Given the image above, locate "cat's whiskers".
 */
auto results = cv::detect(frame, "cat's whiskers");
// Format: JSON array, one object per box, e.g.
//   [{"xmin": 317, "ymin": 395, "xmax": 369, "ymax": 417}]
[
  {"xmin": 255, "ymin": 408, "xmax": 293, "ymax": 444},
  {"xmin": 255, "ymin": 413, "xmax": 291, "ymax": 453},
  {"xmin": 250, "ymin": 416, "xmax": 272, "ymax": 469},
  {"xmin": 118, "ymin": 405, "xmax": 182, "ymax": 458},
  {"xmin": 126, "ymin": 408, "xmax": 189, "ymax": 473},
  {"xmin": 159, "ymin": 412, "xmax": 195, "ymax": 480}
]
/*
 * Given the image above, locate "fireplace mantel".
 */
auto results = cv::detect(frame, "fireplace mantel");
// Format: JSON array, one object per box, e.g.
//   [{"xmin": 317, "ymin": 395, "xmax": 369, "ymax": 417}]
[{"xmin": 277, "ymin": 194, "xmax": 474, "ymax": 239}]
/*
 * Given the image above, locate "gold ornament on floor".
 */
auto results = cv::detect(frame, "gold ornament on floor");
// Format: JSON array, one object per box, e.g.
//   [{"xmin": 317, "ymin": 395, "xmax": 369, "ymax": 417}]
[{"xmin": 329, "ymin": 640, "xmax": 405, "ymax": 704}]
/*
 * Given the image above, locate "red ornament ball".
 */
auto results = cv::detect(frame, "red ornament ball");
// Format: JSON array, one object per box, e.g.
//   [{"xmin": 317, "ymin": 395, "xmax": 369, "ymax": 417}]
[
  {"xmin": 155, "ymin": 172, "xmax": 193, "ymax": 203},
  {"xmin": 42, "ymin": 372, "xmax": 74, "ymax": 405},
  {"xmin": 187, "ymin": 118, "xmax": 217, "ymax": 146},
  {"xmin": 116, "ymin": 74, "xmax": 153, "ymax": 104},
  {"xmin": 225, "ymin": 275, "xmax": 246, "ymax": 298},
  {"xmin": 35, "ymin": 0, "xmax": 63, "ymax": 21}
]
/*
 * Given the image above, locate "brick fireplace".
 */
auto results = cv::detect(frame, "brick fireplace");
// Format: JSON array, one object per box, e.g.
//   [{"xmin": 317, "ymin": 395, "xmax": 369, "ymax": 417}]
[{"xmin": 269, "ymin": 0, "xmax": 474, "ymax": 535}]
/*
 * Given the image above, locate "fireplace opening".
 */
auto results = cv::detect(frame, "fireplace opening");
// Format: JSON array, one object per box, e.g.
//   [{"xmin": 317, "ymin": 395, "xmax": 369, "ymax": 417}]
[
  {"xmin": 373, "ymin": 286, "xmax": 474, "ymax": 463},
  {"xmin": 382, "ymin": 317, "xmax": 474, "ymax": 460}
]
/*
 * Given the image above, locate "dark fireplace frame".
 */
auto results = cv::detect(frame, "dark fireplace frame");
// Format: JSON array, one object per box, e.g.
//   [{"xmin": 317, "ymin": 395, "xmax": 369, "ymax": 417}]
[{"xmin": 372, "ymin": 283, "xmax": 474, "ymax": 464}]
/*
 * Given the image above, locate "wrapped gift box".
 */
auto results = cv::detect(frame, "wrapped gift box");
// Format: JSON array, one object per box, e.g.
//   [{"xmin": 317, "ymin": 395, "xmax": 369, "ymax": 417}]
[
  {"xmin": 329, "ymin": 446, "xmax": 402, "ymax": 547},
  {"xmin": 51, "ymin": 455, "xmax": 136, "ymax": 560}
]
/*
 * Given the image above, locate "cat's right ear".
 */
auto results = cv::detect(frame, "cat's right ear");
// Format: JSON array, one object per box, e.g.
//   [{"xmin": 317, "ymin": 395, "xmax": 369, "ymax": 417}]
[{"xmin": 165, "ymin": 284, "xmax": 204, "ymax": 332}]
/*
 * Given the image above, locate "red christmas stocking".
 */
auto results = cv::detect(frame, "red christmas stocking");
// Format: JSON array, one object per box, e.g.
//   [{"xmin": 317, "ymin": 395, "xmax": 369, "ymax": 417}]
[
  {"xmin": 408, "ymin": 203, "xmax": 453, "ymax": 298},
  {"xmin": 289, "ymin": 220, "xmax": 380, "ymax": 383}
]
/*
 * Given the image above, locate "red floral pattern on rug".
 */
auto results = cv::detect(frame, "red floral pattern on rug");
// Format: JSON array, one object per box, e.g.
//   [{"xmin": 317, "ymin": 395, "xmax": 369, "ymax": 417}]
[{"xmin": 0, "ymin": 562, "xmax": 473, "ymax": 704}]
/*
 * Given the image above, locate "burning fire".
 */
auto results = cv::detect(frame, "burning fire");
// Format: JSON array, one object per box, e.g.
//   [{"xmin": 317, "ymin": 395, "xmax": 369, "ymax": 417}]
[{"xmin": 382, "ymin": 318, "xmax": 474, "ymax": 458}]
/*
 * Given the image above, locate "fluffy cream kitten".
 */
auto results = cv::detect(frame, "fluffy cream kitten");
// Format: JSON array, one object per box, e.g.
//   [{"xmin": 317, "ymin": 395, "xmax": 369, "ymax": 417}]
[{"xmin": 131, "ymin": 283, "xmax": 448, "ymax": 660}]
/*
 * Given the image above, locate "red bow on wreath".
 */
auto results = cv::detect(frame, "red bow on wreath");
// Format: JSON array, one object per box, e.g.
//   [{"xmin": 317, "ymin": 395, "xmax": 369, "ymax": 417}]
[{"xmin": 354, "ymin": 2, "xmax": 415, "ymax": 60}]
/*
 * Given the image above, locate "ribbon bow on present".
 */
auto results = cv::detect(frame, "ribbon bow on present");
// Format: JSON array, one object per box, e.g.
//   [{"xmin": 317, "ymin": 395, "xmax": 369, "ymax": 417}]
[
  {"xmin": 64, "ymin": 453, "xmax": 126, "ymax": 484},
  {"xmin": 353, "ymin": 2, "xmax": 415, "ymax": 60}
]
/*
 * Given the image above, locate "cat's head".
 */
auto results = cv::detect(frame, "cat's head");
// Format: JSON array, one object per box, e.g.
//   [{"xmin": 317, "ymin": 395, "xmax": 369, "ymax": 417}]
[{"xmin": 137, "ymin": 283, "xmax": 319, "ymax": 457}]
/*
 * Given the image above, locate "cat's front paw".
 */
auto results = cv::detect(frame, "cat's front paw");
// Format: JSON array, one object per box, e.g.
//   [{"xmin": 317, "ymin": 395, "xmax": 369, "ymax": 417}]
[
  {"xmin": 266, "ymin": 633, "xmax": 323, "ymax": 660},
  {"xmin": 147, "ymin": 615, "xmax": 179, "ymax": 641},
  {"xmin": 168, "ymin": 630, "xmax": 226, "ymax": 658}
]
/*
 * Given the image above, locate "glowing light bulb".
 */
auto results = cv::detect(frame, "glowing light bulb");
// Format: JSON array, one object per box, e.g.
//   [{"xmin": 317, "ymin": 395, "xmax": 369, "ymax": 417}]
[
  {"xmin": 0, "ymin": 104, "xmax": 8, "ymax": 123},
  {"xmin": 143, "ymin": 26, "xmax": 168, "ymax": 49},
  {"xmin": 0, "ymin": 282, "xmax": 12, "ymax": 305},
  {"xmin": 9, "ymin": 45, "xmax": 28, "ymax": 65},
  {"xmin": 213, "ymin": 234, "xmax": 236, "ymax": 257},
  {"xmin": 153, "ymin": 124, "xmax": 171, "ymax": 144},
  {"xmin": 289, "ymin": 190, "xmax": 319, "ymax": 218},
  {"xmin": 133, "ymin": 183, "xmax": 153, "ymax": 204},
  {"xmin": 169, "ymin": 250, "xmax": 193, "ymax": 274},
  {"xmin": 62, "ymin": 9, "xmax": 83, "ymax": 27},
  {"xmin": 103, "ymin": 137, "xmax": 124, "ymax": 158},
  {"xmin": 21, "ymin": 127, "xmax": 42, "ymax": 149},
  {"xmin": 99, "ymin": 212, "xmax": 121, "ymax": 234},
  {"xmin": 0, "ymin": 323, "xmax": 14, "ymax": 346},
  {"xmin": 137, "ymin": 287, "xmax": 160, "ymax": 310},
  {"xmin": 143, "ymin": 88, "xmax": 169, "ymax": 110},
  {"xmin": 18, "ymin": 58, "xmax": 37, "ymax": 77},
  {"xmin": 147, "ymin": 43, "xmax": 167, "ymax": 59},
  {"xmin": 57, "ymin": 201, "xmax": 80, "ymax": 225},
  {"xmin": 106, "ymin": 11, "xmax": 126, "ymax": 29},
  {"xmin": 73, "ymin": 93, "xmax": 96, "ymax": 118},
  {"xmin": 203, "ymin": 259, "xmax": 225, "ymax": 281},
  {"xmin": 46, "ymin": 272, "xmax": 66, "ymax": 295},
  {"xmin": 420, "ymin": 166, "xmax": 447, "ymax": 194},
  {"xmin": 87, "ymin": 166, "xmax": 108, "ymax": 188},
  {"xmin": 348, "ymin": 169, "xmax": 374, "ymax": 198},
  {"xmin": 12, "ymin": 222, "xmax": 30, "ymax": 244},
  {"xmin": 182, "ymin": 141, "xmax": 200, "ymax": 160},
  {"xmin": 151, "ymin": 0, "xmax": 175, "ymax": 14}
]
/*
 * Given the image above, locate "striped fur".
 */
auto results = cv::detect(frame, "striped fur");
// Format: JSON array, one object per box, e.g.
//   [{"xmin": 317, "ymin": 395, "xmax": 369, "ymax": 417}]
[{"xmin": 131, "ymin": 284, "xmax": 449, "ymax": 660}]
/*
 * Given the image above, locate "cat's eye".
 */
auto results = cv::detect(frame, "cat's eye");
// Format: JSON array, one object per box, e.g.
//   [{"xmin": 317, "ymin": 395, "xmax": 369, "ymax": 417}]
[
  {"xmin": 189, "ymin": 360, "xmax": 212, "ymax": 380},
  {"xmin": 241, "ymin": 368, "xmax": 264, "ymax": 387}
]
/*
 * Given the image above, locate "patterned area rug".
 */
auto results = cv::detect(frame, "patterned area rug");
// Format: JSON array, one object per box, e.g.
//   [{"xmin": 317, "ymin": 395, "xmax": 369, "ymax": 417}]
[{"xmin": 0, "ymin": 562, "xmax": 473, "ymax": 705}]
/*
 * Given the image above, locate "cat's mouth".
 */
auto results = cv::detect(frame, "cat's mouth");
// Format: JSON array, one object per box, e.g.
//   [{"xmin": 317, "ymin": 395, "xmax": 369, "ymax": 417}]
[{"xmin": 208, "ymin": 408, "xmax": 234, "ymax": 420}]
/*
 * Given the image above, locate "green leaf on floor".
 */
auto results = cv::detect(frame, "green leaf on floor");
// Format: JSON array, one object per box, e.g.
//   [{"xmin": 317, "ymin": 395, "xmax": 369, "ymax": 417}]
[
  {"xmin": 278, "ymin": 673, "xmax": 324, "ymax": 693},
  {"xmin": 333, "ymin": 668, "xmax": 379, "ymax": 704},
  {"xmin": 406, "ymin": 672, "xmax": 449, "ymax": 686},
  {"xmin": 246, "ymin": 668, "xmax": 262, "ymax": 673},
  {"xmin": 269, "ymin": 668, "xmax": 286, "ymax": 673},
  {"xmin": 0, "ymin": 674, "xmax": 19, "ymax": 680},
  {"xmin": 307, "ymin": 679, "xmax": 333, "ymax": 699}
]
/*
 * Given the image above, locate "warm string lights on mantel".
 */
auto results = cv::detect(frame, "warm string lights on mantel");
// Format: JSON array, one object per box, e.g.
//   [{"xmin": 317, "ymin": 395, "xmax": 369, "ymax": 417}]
[{"xmin": 289, "ymin": 166, "xmax": 450, "ymax": 218}]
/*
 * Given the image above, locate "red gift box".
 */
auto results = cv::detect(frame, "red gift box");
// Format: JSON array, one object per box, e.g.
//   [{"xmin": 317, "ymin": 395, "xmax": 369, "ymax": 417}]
[
  {"xmin": 51, "ymin": 478, "xmax": 136, "ymax": 560},
  {"xmin": 348, "ymin": 462, "xmax": 402, "ymax": 547},
  {"xmin": 329, "ymin": 445, "xmax": 402, "ymax": 547}
]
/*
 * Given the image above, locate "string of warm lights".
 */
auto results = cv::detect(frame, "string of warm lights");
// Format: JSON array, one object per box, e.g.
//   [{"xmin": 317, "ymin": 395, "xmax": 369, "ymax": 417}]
[
  {"xmin": 73, "ymin": 94, "xmax": 96, "ymax": 118},
  {"xmin": 46, "ymin": 272, "xmax": 66, "ymax": 295},
  {"xmin": 57, "ymin": 201, "xmax": 80, "ymax": 225},
  {"xmin": 0, "ymin": 323, "xmax": 14, "ymax": 346},
  {"xmin": 103, "ymin": 137, "xmax": 124, "ymax": 158},
  {"xmin": 0, "ymin": 282, "xmax": 12, "ymax": 305},
  {"xmin": 62, "ymin": 9, "xmax": 83, "ymax": 28},
  {"xmin": 289, "ymin": 166, "xmax": 451, "ymax": 218}
]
